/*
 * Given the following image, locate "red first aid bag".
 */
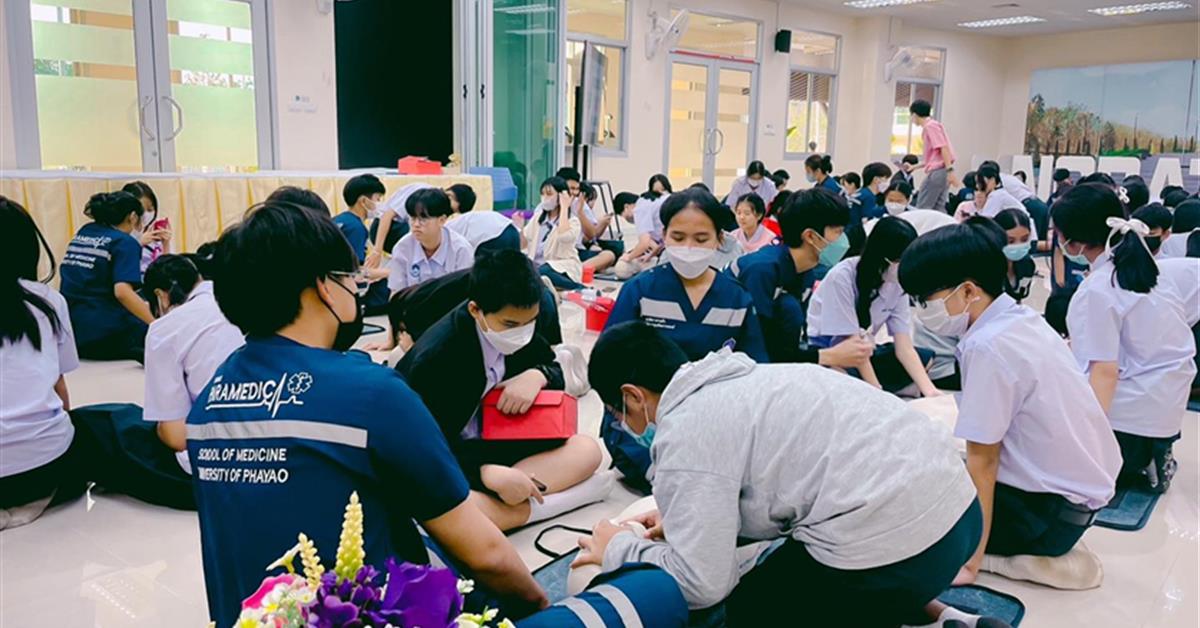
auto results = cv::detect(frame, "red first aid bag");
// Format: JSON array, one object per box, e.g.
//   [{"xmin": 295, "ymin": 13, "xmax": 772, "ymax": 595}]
[
  {"xmin": 397, "ymin": 156, "xmax": 443, "ymax": 175},
  {"xmin": 481, "ymin": 390, "xmax": 578, "ymax": 440}
]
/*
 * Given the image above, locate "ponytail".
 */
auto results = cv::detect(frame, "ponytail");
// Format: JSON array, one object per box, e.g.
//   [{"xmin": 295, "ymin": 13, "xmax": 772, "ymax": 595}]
[
  {"xmin": 854, "ymin": 216, "xmax": 917, "ymax": 329},
  {"xmin": 1107, "ymin": 218, "xmax": 1159, "ymax": 293},
  {"xmin": 805, "ymin": 154, "xmax": 834, "ymax": 175}
]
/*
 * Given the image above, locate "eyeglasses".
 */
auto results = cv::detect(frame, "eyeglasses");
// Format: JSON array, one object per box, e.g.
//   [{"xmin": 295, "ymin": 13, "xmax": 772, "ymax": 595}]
[
  {"xmin": 410, "ymin": 215, "xmax": 441, "ymax": 226},
  {"xmin": 327, "ymin": 270, "xmax": 370, "ymax": 297}
]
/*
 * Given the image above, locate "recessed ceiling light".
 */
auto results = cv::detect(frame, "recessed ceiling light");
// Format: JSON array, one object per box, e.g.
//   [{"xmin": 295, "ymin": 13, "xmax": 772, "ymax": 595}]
[
  {"xmin": 1089, "ymin": 1, "xmax": 1193, "ymax": 16},
  {"xmin": 959, "ymin": 15, "xmax": 1046, "ymax": 27},
  {"xmin": 844, "ymin": 0, "xmax": 939, "ymax": 8}
]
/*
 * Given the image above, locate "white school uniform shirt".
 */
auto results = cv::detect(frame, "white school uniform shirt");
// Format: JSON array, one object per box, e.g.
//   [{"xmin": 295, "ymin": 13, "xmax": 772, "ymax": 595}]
[
  {"xmin": 446, "ymin": 211, "xmax": 514, "ymax": 249},
  {"xmin": 0, "ymin": 281, "xmax": 79, "ymax": 477},
  {"xmin": 956, "ymin": 294, "xmax": 1120, "ymax": 510},
  {"xmin": 864, "ymin": 209, "xmax": 955, "ymax": 238},
  {"xmin": 143, "ymin": 281, "xmax": 245, "ymax": 474},
  {"xmin": 387, "ymin": 226, "xmax": 475, "ymax": 292},
  {"xmin": 1067, "ymin": 254, "xmax": 1198, "ymax": 438},
  {"xmin": 460, "ymin": 326, "xmax": 507, "ymax": 441},
  {"xmin": 377, "ymin": 182, "xmax": 433, "ymax": 222},
  {"xmin": 807, "ymin": 257, "xmax": 912, "ymax": 339},
  {"xmin": 633, "ymin": 194, "xmax": 668, "ymax": 245},
  {"xmin": 1156, "ymin": 256, "xmax": 1200, "ymax": 326},
  {"xmin": 1000, "ymin": 174, "xmax": 1035, "ymax": 203},
  {"xmin": 1158, "ymin": 229, "xmax": 1197, "ymax": 259},
  {"xmin": 977, "ymin": 187, "xmax": 1039, "ymax": 239}
]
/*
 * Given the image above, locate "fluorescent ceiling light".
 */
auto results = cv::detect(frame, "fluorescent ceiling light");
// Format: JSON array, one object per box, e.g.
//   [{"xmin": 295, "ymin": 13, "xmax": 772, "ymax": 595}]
[
  {"xmin": 1088, "ymin": 1, "xmax": 1193, "ymax": 16},
  {"xmin": 959, "ymin": 15, "xmax": 1047, "ymax": 28},
  {"xmin": 844, "ymin": 0, "xmax": 938, "ymax": 8}
]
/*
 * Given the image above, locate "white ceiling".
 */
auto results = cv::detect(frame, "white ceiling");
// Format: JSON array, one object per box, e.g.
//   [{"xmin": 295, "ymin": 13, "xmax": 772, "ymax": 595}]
[{"xmin": 785, "ymin": 0, "xmax": 1200, "ymax": 36}]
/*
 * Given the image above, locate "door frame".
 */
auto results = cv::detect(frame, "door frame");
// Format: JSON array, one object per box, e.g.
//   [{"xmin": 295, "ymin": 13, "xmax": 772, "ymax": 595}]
[
  {"xmin": 662, "ymin": 52, "xmax": 758, "ymax": 189},
  {"xmin": 454, "ymin": 0, "xmax": 492, "ymax": 169}
]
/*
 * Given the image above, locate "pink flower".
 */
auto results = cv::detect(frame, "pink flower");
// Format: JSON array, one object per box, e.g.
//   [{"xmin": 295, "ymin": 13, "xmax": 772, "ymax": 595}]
[{"xmin": 242, "ymin": 573, "xmax": 302, "ymax": 610}]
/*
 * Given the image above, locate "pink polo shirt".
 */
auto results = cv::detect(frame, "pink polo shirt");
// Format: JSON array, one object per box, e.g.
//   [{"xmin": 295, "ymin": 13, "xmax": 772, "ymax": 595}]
[{"xmin": 922, "ymin": 119, "xmax": 954, "ymax": 173}]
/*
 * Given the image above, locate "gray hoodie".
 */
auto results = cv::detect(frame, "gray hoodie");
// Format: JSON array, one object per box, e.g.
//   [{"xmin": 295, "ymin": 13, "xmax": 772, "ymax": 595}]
[{"xmin": 602, "ymin": 350, "xmax": 977, "ymax": 608}]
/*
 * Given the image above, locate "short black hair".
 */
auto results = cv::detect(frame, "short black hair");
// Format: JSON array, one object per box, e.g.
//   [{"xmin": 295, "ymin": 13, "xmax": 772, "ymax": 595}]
[
  {"xmin": 746, "ymin": 160, "xmax": 769, "ymax": 178},
  {"xmin": 773, "ymin": 168, "xmax": 791, "ymax": 181},
  {"xmin": 804, "ymin": 154, "xmax": 833, "ymax": 175},
  {"xmin": 588, "ymin": 321, "xmax": 689, "ymax": 409},
  {"xmin": 143, "ymin": 254, "xmax": 201, "ymax": 317},
  {"xmin": 468, "ymin": 249, "xmax": 542, "ymax": 314},
  {"xmin": 1053, "ymin": 168, "xmax": 1071, "ymax": 183},
  {"xmin": 1132, "ymin": 203, "xmax": 1172, "ymax": 232},
  {"xmin": 579, "ymin": 181, "xmax": 597, "ymax": 203},
  {"xmin": 267, "ymin": 186, "xmax": 331, "ymax": 216},
  {"xmin": 1014, "ymin": 170, "xmax": 1028, "ymax": 183},
  {"xmin": 660, "ymin": 187, "xmax": 725, "ymax": 233},
  {"xmin": 555, "ymin": 167, "xmax": 581, "ymax": 183},
  {"xmin": 885, "ymin": 180, "xmax": 914, "ymax": 200},
  {"xmin": 1173, "ymin": 199, "xmax": 1200, "ymax": 233},
  {"xmin": 901, "ymin": 154, "xmax": 919, "ymax": 166},
  {"xmin": 1078, "ymin": 171, "xmax": 1116, "ymax": 187},
  {"xmin": 213, "ymin": 201, "xmax": 357, "ymax": 337},
  {"xmin": 961, "ymin": 171, "xmax": 977, "ymax": 191},
  {"xmin": 446, "ymin": 183, "xmax": 477, "ymax": 213},
  {"xmin": 1162, "ymin": 186, "xmax": 1189, "ymax": 208},
  {"xmin": 777, "ymin": 188, "xmax": 850, "ymax": 248},
  {"xmin": 899, "ymin": 219, "xmax": 1007, "ymax": 302},
  {"xmin": 687, "ymin": 182, "xmax": 711, "ymax": 192},
  {"xmin": 84, "ymin": 191, "xmax": 143, "ymax": 226},
  {"xmin": 909, "ymin": 99, "xmax": 932, "ymax": 118},
  {"xmin": 342, "ymin": 174, "xmax": 386, "ymax": 207},
  {"xmin": 406, "ymin": 187, "xmax": 453, "ymax": 219},
  {"xmin": 735, "ymin": 193, "xmax": 766, "ymax": 220},
  {"xmin": 842, "ymin": 172, "xmax": 862, "ymax": 188},
  {"xmin": 862, "ymin": 162, "xmax": 893, "ymax": 184},
  {"xmin": 614, "ymin": 191, "xmax": 639, "ymax": 211}
]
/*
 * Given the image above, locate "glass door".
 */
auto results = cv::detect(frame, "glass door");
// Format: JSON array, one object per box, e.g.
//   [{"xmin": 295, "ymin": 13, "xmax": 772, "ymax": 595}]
[
  {"xmin": 9, "ymin": 0, "xmax": 272, "ymax": 172},
  {"xmin": 454, "ymin": 0, "xmax": 491, "ymax": 171},
  {"xmin": 665, "ymin": 55, "xmax": 756, "ymax": 191}
]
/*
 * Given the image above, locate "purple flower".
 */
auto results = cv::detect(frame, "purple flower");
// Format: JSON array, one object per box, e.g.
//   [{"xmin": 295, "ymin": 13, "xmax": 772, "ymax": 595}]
[
  {"xmin": 380, "ymin": 559, "xmax": 463, "ymax": 627},
  {"xmin": 319, "ymin": 595, "xmax": 360, "ymax": 625}
]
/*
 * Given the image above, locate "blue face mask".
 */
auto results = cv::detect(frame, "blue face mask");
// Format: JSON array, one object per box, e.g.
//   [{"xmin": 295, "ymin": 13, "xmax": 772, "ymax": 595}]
[
  {"xmin": 619, "ymin": 396, "xmax": 656, "ymax": 449},
  {"xmin": 1059, "ymin": 239, "xmax": 1090, "ymax": 268},
  {"xmin": 1003, "ymin": 242, "xmax": 1031, "ymax": 262},
  {"xmin": 806, "ymin": 172, "xmax": 817, "ymax": 183},
  {"xmin": 817, "ymin": 232, "xmax": 850, "ymax": 267}
]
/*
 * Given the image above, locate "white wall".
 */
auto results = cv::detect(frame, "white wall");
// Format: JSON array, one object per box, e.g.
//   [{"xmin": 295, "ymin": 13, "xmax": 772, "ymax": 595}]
[
  {"xmin": 996, "ymin": 22, "xmax": 1200, "ymax": 158},
  {"xmin": 0, "ymin": 1, "xmax": 338, "ymax": 173},
  {"xmin": 589, "ymin": 0, "xmax": 1011, "ymax": 195}
]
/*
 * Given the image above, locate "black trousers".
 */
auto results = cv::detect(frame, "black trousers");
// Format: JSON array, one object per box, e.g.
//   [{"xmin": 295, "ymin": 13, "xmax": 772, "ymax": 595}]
[
  {"xmin": 1114, "ymin": 430, "xmax": 1180, "ymax": 487},
  {"xmin": 986, "ymin": 483, "xmax": 1091, "ymax": 557},
  {"xmin": 725, "ymin": 500, "xmax": 983, "ymax": 628}
]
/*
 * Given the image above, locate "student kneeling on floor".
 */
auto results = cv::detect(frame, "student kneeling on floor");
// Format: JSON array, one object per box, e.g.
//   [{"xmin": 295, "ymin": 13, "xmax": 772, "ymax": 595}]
[
  {"xmin": 189, "ymin": 202, "xmax": 546, "ymax": 627},
  {"xmin": 397, "ymin": 250, "xmax": 608, "ymax": 532},
  {"xmin": 899, "ymin": 218, "xmax": 1120, "ymax": 585},
  {"xmin": 577, "ymin": 321, "xmax": 983, "ymax": 627}
]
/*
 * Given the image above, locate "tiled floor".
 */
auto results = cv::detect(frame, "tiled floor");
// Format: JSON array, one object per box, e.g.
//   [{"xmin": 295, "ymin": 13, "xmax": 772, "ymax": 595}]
[{"xmin": 2, "ymin": 277, "xmax": 1197, "ymax": 627}]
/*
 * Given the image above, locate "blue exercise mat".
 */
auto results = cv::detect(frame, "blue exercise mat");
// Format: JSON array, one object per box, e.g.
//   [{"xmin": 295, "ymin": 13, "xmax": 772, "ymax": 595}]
[
  {"xmin": 1187, "ymin": 398, "xmax": 1200, "ymax": 413},
  {"xmin": 1095, "ymin": 485, "xmax": 1161, "ymax": 531},
  {"xmin": 939, "ymin": 585, "xmax": 1026, "ymax": 627}
]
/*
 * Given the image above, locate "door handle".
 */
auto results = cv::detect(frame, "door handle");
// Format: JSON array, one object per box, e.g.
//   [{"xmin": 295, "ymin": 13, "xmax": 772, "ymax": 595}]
[
  {"xmin": 139, "ymin": 96, "xmax": 156, "ymax": 141},
  {"xmin": 713, "ymin": 128, "xmax": 725, "ymax": 154},
  {"xmin": 162, "ymin": 96, "xmax": 184, "ymax": 141}
]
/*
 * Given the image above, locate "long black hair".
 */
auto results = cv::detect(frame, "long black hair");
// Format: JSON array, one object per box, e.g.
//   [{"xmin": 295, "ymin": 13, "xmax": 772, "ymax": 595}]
[
  {"xmin": 1051, "ymin": 182, "xmax": 1158, "ymax": 293},
  {"xmin": 746, "ymin": 161, "xmax": 769, "ymax": 179},
  {"xmin": 855, "ymin": 216, "xmax": 917, "ymax": 329},
  {"xmin": 538, "ymin": 176, "xmax": 569, "ymax": 224},
  {"xmin": 804, "ymin": 154, "xmax": 834, "ymax": 175},
  {"xmin": 647, "ymin": 174, "xmax": 673, "ymax": 195},
  {"xmin": 1, "ymin": 196, "xmax": 61, "ymax": 351}
]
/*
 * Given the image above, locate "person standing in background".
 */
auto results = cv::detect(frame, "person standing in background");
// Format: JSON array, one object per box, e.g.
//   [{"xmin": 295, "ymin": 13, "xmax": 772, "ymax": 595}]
[{"xmin": 910, "ymin": 100, "xmax": 955, "ymax": 213}]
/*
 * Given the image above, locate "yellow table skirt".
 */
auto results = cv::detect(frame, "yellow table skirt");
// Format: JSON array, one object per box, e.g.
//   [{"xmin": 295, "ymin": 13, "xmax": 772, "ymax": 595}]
[{"xmin": 0, "ymin": 172, "xmax": 494, "ymax": 260}]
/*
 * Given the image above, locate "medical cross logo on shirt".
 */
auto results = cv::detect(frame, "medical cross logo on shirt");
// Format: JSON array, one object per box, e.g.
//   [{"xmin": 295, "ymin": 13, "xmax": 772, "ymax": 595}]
[{"xmin": 205, "ymin": 372, "xmax": 312, "ymax": 418}]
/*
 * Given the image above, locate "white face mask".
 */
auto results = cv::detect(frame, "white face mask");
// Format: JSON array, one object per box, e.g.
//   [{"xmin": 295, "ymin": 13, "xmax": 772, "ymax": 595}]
[
  {"xmin": 885, "ymin": 202, "xmax": 907, "ymax": 216},
  {"xmin": 479, "ymin": 317, "xmax": 537, "ymax": 355},
  {"xmin": 366, "ymin": 199, "xmax": 383, "ymax": 219},
  {"xmin": 915, "ymin": 284, "xmax": 975, "ymax": 337},
  {"xmin": 665, "ymin": 245, "xmax": 716, "ymax": 279},
  {"xmin": 875, "ymin": 180, "xmax": 888, "ymax": 194}
]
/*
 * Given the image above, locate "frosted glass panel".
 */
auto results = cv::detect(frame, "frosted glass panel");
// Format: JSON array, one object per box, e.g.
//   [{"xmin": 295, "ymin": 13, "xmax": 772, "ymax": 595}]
[
  {"xmin": 668, "ymin": 62, "xmax": 707, "ymax": 187},
  {"xmin": 166, "ymin": 0, "xmax": 258, "ymax": 172},
  {"xmin": 714, "ymin": 68, "xmax": 751, "ymax": 196},
  {"xmin": 31, "ymin": 1, "xmax": 143, "ymax": 171}
]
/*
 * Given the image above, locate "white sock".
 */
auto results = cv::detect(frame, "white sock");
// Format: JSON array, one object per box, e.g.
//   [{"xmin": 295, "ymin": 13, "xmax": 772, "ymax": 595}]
[
  {"xmin": 938, "ymin": 606, "xmax": 979, "ymax": 627},
  {"xmin": 526, "ymin": 471, "xmax": 616, "ymax": 525}
]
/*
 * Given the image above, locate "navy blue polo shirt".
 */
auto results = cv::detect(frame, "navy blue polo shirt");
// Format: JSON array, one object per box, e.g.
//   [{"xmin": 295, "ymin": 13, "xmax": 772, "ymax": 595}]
[
  {"xmin": 59, "ymin": 222, "xmax": 144, "ymax": 347},
  {"xmin": 727, "ymin": 244, "xmax": 816, "ymax": 320},
  {"xmin": 855, "ymin": 188, "xmax": 883, "ymax": 222},
  {"xmin": 333, "ymin": 212, "xmax": 370, "ymax": 263},
  {"xmin": 604, "ymin": 265, "xmax": 767, "ymax": 362},
  {"xmin": 187, "ymin": 336, "xmax": 469, "ymax": 628}
]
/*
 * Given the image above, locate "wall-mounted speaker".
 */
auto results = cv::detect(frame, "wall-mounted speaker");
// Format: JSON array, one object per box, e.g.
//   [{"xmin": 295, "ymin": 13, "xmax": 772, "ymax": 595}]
[{"xmin": 774, "ymin": 29, "xmax": 792, "ymax": 53}]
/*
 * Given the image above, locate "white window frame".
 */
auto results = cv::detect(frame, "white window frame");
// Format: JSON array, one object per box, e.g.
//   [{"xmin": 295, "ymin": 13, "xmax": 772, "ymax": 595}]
[
  {"xmin": 563, "ymin": 0, "xmax": 631, "ymax": 156},
  {"xmin": 892, "ymin": 46, "xmax": 946, "ymax": 157},
  {"xmin": 784, "ymin": 29, "xmax": 840, "ymax": 159},
  {"xmin": 3, "ymin": 0, "xmax": 276, "ymax": 171}
]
